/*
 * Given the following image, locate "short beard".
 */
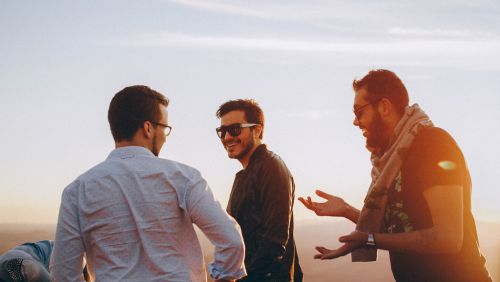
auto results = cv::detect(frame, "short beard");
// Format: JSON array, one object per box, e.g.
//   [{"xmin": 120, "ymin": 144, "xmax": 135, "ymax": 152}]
[{"xmin": 366, "ymin": 112, "xmax": 390, "ymax": 153}]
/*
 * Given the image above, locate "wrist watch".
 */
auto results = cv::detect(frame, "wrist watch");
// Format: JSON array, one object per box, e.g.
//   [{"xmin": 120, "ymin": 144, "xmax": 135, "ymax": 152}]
[{"xmin": 366, "ymin": 233, "xmax": 376, "ymax": 246}]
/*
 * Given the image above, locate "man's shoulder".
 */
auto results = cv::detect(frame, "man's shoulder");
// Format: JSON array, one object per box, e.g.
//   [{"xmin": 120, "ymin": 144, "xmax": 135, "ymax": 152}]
[
  {"xmin": 416, "ymin": 126, "xmax": 454, "ymax": 140},
  {"xmin": 152, "ymin": 157, "xmax": 201, "ymax": 174},
  {"xmin": 60, "ymin": 161, "xmax": 106, "ymax": 193},
  {"xmin": 407, "ymin": 126, "xmax": 464, "ymax": 164},
  {"xmin": 410, "ymin": 126, "xmax": 459, "ymax": 151},
  {"xmin": 90, "ymin": 155, "xmax": 198, "ymax": 175},
  {"xmin": 255, "ymin": 146, "xmax": 281, "ymax": 163},
  {"xmin": 254, "ymin": 147, "xmax": 292, "ymax": 176},
  {"xmin": 75, "ymin": 160, "xmax": 112, "ymax": 181},
  {"xmin": 69, "ymin": 157, "xmax": 202, "ymax": 191}
]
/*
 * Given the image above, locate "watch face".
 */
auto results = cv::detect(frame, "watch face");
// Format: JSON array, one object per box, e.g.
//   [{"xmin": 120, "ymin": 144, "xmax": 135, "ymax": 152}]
[{"xmin": 367, "ymin": 233, "xmax": 376, "ymax": 246}]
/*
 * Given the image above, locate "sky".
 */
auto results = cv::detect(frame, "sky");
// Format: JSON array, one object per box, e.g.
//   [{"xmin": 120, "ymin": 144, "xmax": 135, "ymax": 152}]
[{"xmin": 1, "ymin": 0, "xmax": 499, "ymax": 224}]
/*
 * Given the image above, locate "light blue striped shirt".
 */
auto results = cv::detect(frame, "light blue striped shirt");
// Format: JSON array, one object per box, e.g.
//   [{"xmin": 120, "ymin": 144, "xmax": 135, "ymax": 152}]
[{"xmin": 50, "ymin": 146, "xmax": 246, "ymax": 281}]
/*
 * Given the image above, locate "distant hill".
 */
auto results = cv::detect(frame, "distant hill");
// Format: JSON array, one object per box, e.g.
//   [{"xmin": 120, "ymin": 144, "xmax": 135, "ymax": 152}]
[
  {"xmin": 1, "ymin": 221, "xmax": 498, "ymax": 281},
  {"xmin": 0, "ymin": 223, "xmax": 55, "ymax": 253}
]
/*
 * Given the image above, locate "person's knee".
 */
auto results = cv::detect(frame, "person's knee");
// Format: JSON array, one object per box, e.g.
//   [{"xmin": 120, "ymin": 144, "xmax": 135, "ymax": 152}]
[{"xmin": 21, "ymin": 259, "xmax": 50, "ymax": 282}]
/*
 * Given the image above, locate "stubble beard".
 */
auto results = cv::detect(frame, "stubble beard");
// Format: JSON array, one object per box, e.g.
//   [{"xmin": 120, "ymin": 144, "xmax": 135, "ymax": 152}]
[
  {"xmin": 152, "ymin": 133, "xmax": 160, "ymax": 157},
  {"xmin": 228, "ymin": 137, "xmax": 255, "ymax": 161}
]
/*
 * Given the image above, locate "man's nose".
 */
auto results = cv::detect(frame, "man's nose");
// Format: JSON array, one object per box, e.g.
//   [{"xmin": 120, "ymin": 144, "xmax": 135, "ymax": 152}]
[
  {"xmin": 353, "ymin": 116, "xmax": 360, "ymax": 126},
  {"xmin": 223, "ymin": 132, "xmax": 233, "ymax": 142}
]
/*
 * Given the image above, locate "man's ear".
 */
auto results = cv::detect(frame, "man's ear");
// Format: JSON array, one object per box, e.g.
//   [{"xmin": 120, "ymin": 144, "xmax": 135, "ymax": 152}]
[
  {"xmin": 142, "ymin": 121, "xmax": 154, "ymax": 139},
  {"xmin": 378, "ymin": 98, "xmax": 392, "ymax": 117},
  {"xmin": 254, "ymin": 124, "xmax": 263, "ymax": 139}
]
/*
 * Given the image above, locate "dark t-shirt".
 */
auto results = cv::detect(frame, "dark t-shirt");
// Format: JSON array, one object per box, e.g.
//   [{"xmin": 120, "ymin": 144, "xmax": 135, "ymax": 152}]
[{"xmin": 384, "ymin": 127, "xmax": 491, "ymax": 282}]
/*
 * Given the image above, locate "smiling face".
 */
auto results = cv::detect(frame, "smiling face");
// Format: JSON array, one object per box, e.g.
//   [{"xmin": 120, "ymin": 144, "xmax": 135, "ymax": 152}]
[
  {"xmin": 353, "ymin": 87, "xmax": 391, "ymax": 153},
  {"xmin": 220, "ymin": 110, "xmax": 261, "ymax": 167}
]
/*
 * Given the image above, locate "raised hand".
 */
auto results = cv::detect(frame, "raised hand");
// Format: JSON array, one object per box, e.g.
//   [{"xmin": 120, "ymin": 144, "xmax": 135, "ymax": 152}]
[{"xmin": 298, "ymin": 190, "xmax": 351, "ymax": 218}]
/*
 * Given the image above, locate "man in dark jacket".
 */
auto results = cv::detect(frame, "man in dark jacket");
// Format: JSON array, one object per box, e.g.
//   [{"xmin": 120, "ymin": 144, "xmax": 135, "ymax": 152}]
[{"xmin": 216, "ymin": 99, "xmax": 302, "ymax": 282}]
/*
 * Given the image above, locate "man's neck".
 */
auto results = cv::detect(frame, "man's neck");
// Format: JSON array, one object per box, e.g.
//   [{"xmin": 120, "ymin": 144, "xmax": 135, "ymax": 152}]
[
  {"xmin": 239, "ymin": 142, "xmax": 262, "ymax": 169},
  {"xmin": 116, "ymin": 139, "xmax": 152, "ymax": 152},
  {"xmin": 375, "ymin": 115, "xmax": 403, "ymax": 156}
]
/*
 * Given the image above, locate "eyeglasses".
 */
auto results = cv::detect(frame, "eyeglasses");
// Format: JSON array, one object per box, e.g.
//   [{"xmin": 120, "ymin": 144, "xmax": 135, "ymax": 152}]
[
  {"xmin": 353, "ymin": 98, "xmax": 382, "ymax": 120},
  {"xmin": 216, "ymin": 123, "xmax": 258, "ymax": 139},
  {"xmin": 151, "ymin": 121, "xmax": 172, "ymax": 136}
]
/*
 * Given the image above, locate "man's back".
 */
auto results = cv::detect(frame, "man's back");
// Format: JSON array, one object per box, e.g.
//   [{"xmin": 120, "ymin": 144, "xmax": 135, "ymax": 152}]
[{"xmin": 51, "ymin": 146, "xmax": 245, "ymax": 281}]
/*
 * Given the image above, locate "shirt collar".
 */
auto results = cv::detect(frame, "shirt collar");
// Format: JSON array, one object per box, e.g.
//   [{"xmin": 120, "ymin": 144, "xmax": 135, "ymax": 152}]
[{"xmin": 106, "ymin": 146, "xmax": 155, "ymax": 160}]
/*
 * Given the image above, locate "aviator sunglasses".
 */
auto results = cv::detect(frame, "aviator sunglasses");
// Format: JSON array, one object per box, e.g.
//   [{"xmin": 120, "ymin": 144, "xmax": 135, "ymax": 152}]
[{"xmin": 216, "ymin": 123, "xmax": 258, "ymax": 139}]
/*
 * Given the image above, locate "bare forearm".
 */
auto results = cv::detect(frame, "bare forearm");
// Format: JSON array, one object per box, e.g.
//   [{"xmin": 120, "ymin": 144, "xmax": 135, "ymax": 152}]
[
  {"xmin": 374, "ymin": 228, "xmax": 462, "ymax": 254},
  {"xmin": 345, "ymin": 204, "xmax": 360, "ymax": 224}
]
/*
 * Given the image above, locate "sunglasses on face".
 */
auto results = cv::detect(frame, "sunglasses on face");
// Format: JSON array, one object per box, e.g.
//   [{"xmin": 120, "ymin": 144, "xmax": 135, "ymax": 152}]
[
  {"xmin": 353, "ymin": 98, "xmax": 382, "ymax": 120},
  {"xmin": 216, "ymin": 123, "xmax": 258, "ymax": 139}
]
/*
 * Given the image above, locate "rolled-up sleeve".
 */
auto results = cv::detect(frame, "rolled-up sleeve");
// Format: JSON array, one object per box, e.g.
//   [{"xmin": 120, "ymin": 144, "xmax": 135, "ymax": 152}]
[
  {"xmin": 50, "ymin": 181, "xmax": 86, "ymax": 282},
  {"xmin": 186, "ymin": 177, "xmax": 247, "ymax": 280}
]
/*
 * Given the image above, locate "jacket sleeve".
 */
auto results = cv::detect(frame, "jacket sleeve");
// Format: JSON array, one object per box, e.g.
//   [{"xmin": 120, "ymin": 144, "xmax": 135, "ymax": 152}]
[
  {"xmin": 186, "ymin": 175, "xmax": 247, "ymax": 281},
  {"xmin": 246, "ymin": 159, "xmax": 293, "ymax": 279}
]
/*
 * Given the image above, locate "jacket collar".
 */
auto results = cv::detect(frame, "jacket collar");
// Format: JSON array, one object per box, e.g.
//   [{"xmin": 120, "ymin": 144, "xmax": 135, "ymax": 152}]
[{"xmin": 247, "ymin": 144, "xmax": 267, "ymax": 168}]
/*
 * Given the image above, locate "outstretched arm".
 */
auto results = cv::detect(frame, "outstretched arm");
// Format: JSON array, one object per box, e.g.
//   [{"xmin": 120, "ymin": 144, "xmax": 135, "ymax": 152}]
[
  {"xmin": 298, "ymin": 190, "xmax": 360, "ymax": 223},
  {"xmin": 313, "ymin": 185, "xmax": 464, "ymax": 259}
]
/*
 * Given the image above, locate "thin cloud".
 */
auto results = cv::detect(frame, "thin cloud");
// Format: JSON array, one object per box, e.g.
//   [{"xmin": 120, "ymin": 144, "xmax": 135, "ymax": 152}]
[
  {"xmin": 166, "ymin": 0, "xmax": 349, "ymax": 22},
  {"xmin": 388, "ymin": 27, "xmax": 497, "ymax": 39},
  {"xmin": 453, "ymin": 0, "xmax": 499, "ymax": 8},
  {"xmin": 117, "ymin": 31, "xmax": 500, "ymax": 56},
  {"xmin": 168, "ymin": 0, "xmax": 270, "ymax": 19},
  {"xmin": 121, "ymin": 32, "xmax": 358, "ymax": 52},
  {"xmin": 166, "ymin": 0, "xmax": 500, "ymax": 27}
]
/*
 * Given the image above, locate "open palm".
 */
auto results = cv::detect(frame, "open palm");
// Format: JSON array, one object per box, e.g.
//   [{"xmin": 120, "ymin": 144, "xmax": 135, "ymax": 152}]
[{"xmin": 298, "ymin": 190, "xmax": 349, "ymax": 217}]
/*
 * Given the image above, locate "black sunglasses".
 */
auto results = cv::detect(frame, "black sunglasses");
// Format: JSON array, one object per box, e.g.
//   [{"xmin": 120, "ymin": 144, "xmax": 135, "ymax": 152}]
[{"xmin": 216, "ymin": 123, "xmax": 258, "ymax": 139}]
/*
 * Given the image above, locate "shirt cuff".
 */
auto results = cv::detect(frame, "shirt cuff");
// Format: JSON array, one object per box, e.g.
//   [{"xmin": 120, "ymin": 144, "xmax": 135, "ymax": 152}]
[{"xmin": 208, "ymin": 263, "xmax": 247, "ymax": 280}]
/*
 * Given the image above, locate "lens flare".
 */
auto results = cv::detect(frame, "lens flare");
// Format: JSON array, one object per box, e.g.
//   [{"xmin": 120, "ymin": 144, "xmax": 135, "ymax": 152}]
[{"xmin": 438, "ymin": 160, "xmax": 456, "ymax": 170}]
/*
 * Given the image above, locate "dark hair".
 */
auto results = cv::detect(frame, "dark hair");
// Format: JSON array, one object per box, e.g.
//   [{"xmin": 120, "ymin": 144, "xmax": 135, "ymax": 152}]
[
  {"xmin": 353, "ymin": 69, "xmax": 409, "ymax": 116},
  {"xmin": 108, "ymin": 85, "xmax": 169, "ymax": 142},
  {"xmin": 216, "ymin": 99, "xmax": 265, "ymax": 139}
]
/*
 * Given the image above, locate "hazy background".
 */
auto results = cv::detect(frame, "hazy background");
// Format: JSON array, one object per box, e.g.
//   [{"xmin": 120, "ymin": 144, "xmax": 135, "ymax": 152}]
[
  {"xmin": 1, "ymin": 221, "xmax": 498, "ymax": 281},
  {"xmin": 1, "ymin": 0, "xmax": 499, "ymax": 279}
]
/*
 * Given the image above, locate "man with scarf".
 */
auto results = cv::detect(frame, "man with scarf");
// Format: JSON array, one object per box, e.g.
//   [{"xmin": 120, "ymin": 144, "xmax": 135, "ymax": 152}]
[{"xmin": 299, "ymin": 69, "xmax": 491, "ymax": 281}]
